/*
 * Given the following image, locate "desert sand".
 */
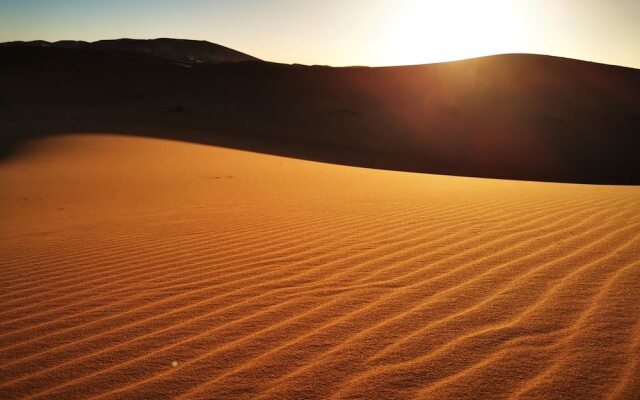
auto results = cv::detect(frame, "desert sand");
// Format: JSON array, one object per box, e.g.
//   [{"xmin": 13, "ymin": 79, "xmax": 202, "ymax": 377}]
[{"xmin": 1, "ymin": 132, "xmax": 639, "ymax": 399}]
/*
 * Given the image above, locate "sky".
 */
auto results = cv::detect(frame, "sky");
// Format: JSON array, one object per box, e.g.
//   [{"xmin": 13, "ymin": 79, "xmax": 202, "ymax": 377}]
[{"xmin": 1, "ymin": 0, "xmax": 639, "ymax": 68}]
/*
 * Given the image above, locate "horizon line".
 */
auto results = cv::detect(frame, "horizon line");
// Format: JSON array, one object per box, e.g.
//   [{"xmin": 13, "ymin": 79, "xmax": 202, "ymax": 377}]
[{"xmin": 3, "ymin": 36, "xmax": 639, "ymax": 71}]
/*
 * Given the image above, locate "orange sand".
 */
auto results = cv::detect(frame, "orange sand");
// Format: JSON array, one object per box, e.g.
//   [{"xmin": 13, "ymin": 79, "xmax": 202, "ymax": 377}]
[{"xmin": 1, "ymin": 133, "xmax": 639, "ymax": 399}]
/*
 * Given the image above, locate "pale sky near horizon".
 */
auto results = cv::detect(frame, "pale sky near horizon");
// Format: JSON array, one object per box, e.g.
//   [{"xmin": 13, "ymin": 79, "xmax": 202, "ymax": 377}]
[{"xmin": 1, "ymin": 0, "xmax": 639, "ymax": 68}]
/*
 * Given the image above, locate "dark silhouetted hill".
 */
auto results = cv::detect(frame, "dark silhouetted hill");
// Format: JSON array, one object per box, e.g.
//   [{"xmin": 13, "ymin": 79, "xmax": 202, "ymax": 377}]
[
  {"xmin": 1, "ymin": 41, "xmax": 639, "ymax": 184},
  {"xmin": 0, "ymin": 38, "xmax": 259, "ymax": 64}
]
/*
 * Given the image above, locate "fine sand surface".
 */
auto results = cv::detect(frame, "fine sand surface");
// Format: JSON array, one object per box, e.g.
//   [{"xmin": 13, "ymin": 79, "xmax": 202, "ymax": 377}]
[{"xmin": 1, "ymin": 133, "xmax": 640, "ymax": 399}]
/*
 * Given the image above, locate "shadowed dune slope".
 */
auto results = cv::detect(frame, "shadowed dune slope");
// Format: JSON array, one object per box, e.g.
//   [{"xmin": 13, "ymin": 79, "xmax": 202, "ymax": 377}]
[
  {"xmin": 1, "ymin": 133, "xmax": 639, "ymax": 399},
  {"xmin": 2, "ymin": 45, "xmax": 640, "ymax": 184}
]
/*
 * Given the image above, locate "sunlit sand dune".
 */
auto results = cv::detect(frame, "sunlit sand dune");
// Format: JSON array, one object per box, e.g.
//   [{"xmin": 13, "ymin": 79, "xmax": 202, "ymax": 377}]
[{"xmin": 1, "ymin": 133, "xmax": 639, "ymax": 399}]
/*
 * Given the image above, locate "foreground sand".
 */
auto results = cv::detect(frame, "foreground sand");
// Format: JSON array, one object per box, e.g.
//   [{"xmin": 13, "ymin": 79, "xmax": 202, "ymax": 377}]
[{"xmin": 1, "ymin": 133, "xmax": 639, "ymax": 399}]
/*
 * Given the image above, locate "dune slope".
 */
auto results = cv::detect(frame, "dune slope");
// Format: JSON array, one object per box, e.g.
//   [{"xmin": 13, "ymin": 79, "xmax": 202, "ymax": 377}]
[
  {"xmin": 2, "ymin": 47, "xmax": 640, "ymax": 184},
  {"xmin": 1, "ymin": 133, "xmax": 639, "ymax": 399}
]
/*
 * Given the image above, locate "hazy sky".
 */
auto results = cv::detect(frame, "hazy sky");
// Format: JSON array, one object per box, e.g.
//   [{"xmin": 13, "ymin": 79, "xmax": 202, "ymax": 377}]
[{"xmin": 1, "ymin": 0, "xmax": 639, "ymax": 68}]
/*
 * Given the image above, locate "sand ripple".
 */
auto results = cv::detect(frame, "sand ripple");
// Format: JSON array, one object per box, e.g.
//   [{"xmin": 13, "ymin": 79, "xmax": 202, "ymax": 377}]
[{"xmin": 1, "ymin": 134, "xmax": 639, "ymax": 399}]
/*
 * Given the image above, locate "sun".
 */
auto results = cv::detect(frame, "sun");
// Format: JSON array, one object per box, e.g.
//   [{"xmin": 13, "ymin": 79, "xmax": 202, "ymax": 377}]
[{"xmin": 375, "ymin": 0, "xmax": 533, "ymax": 65}]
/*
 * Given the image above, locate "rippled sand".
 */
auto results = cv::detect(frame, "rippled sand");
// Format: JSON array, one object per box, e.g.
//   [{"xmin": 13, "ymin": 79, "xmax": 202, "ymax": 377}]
[{"xmin": 1, "ymin": 134, "xmax": 639, "ymax": 399}]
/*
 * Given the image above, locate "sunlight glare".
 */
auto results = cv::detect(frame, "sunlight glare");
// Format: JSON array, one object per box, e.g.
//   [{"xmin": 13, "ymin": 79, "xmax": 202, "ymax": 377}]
[{"xmin": 376, "ymin": 0, "xmax": 533, "ymax": 65}]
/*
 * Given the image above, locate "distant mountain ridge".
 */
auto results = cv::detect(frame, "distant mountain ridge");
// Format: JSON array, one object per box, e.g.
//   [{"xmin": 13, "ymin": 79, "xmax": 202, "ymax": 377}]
[{"xmin": 0, "ymin": 38, "xmax": 260, "ymax": 64}]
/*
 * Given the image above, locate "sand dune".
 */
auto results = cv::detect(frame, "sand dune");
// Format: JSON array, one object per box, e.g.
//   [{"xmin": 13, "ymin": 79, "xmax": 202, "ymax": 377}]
[
  {"xmin": 3, "ymin": 45, "xmax": 640, "ymax": 184},
  {"xmin": 1, "ymin": 133, "xmax": 639, "ymax": 399}
]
